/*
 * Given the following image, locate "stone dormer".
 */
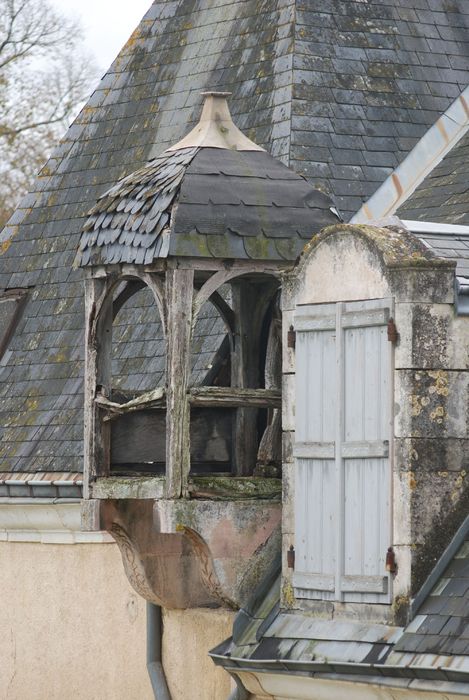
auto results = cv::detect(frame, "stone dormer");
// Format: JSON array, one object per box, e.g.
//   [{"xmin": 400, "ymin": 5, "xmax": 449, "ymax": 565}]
[{"xmin": 281, "ymin": 221, "xmax": 469, "ymax": 625}]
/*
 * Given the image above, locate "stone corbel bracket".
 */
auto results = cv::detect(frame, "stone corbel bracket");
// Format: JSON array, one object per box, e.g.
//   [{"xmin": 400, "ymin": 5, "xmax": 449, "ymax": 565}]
[{"xmin": 82, "ymin": 497, "xmax": 281, "ymax": 610}]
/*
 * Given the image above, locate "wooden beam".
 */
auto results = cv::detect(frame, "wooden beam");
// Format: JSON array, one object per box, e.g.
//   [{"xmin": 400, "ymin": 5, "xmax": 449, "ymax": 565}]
[
  {"xmin": 165, "ymin": 268, "xmax": 194, "ymax": 498},
  {"xmin": 231, "ymin": 279, "xmax": 260, "ymax": 476},
  {"xmin": 192, "ymin": 265, "xmax": 283, "ymax": 322},
  {"xmin": 112, "ymin": 279, "xmax": 145, "ymax": 320},
  {"xmin": 193, "ymin": 269, "xmax": 240, "ymax": 321},
  {"xmin": 188, "ymin": 476, "xmax": 282, "ymax": 501},
  {"xmin": 167, "ymin": 258, "xmax": 289, "ymax": 273},
  {"xmin": 256, "ymin": 305, "xmax": 282, "ymax": 470},
  {"xmin": 140, "ymin": 271, "xmax": 167, "ymax": 336},
  {"xmin": 230, "ymin": 277, "xmax": 280, "ymax": 475},
  {"xmin": 189, "ymin": 387, "xmax": 281, "ymax": 408},
  {"xmin": 84, "ymin": 277, "xmax": 113, "ymax": 495},
  {"xmin": 97, "ymin": 388, "xmax": 166, "ymax": 421},
  {"xmin": 204, "ymin": 290, "xmax": 235, "ymax": 334}
]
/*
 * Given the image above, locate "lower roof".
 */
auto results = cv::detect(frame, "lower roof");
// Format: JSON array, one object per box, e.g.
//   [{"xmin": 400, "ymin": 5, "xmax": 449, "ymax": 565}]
[
  {"xmin": 212, "ymin": 518, "xmax": 469, "ymax": 693},
  {"xmin": 397, "ymin": 128, "xmax": 469, "ymax": 227}
]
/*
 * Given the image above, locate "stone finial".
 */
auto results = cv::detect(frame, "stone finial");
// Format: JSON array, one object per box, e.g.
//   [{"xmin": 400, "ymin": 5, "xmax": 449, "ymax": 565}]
[{"xmin": 168, "ymin": 91, "xmax": 265, "ymax": 152}]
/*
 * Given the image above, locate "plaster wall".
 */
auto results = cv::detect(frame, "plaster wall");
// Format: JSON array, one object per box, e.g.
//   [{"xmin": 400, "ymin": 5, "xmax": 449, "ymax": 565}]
[
  {"xmin": 0, "ymin": 539, "xmax": 234, "ymax": 700},
  {"xmin": 0, "ymin": 540, "xmax": 153, "ymax": 700},
  {"xmin": 293, "ymin": 235, "xmax": 391, "ymax": 307},
  {"xmin": 163, "ymin": 608, "xmax": 235, "ymax": 699}
]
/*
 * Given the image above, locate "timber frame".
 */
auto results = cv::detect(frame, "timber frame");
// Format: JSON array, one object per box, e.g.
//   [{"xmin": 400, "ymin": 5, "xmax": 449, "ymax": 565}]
[{"xmin": 84, "ymin": 258, "xmax": 290, "ymax": 500}]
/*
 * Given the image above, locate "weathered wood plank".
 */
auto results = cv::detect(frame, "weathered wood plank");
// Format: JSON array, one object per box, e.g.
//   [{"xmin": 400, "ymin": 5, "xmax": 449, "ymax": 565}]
[
  {"xmin": 188, "ymin": 476, "xmax": 282, "ymax": 501},
  {"xmin": 231, "ymin": 279, "xmax": 261, "ymax": 476},
  {"xmin": 231, "ymin": 278, "xmax": 279, "ymax": 475},
  {"xmin": 165, "ymin": 268, "xmax": 194, "ymax": 497},
  {"xmin": 189, "ymin": 387, "xmax": 281, "ymax": 408},
  {"xmin": 97, "ymin": 388, "xmax": 166, "ymax": 421},
  {"xmin": 167, "ymin": 258, "xmax": 288, "ymax": 273},
  {"xmin": 112, "ymin": 279, "xmax": 145, "ymax": 320},
  {"xmin": 84, "ymin": 276, "xmax": 113, "ymax": 495},
  {"xmin": 257, "ymin": 306, "xmax": 282, "ymax": 469},
  {"xmin": 140, "ymin": 271, "xmax": 167, "ymax": 335}
]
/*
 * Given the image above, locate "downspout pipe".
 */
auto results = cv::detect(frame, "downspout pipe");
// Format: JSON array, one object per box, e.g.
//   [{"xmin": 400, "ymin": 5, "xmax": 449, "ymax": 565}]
[
  {"xmin": 147, "ymin": 602, "xmax": 172, "ymax": 700},
  {"xmin": 226, "ymin": 675, "xmax": 250, "ymax": 700}
]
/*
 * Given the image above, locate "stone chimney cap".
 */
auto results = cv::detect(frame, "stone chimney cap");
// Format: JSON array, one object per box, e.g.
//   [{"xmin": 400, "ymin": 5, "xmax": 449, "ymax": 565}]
[{"xmin": 167, "ymin": 91, "xmax": 265, "ymax": 152}]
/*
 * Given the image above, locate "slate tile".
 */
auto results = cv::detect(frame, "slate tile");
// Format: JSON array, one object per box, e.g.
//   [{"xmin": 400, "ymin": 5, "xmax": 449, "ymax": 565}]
[
  {"xmin": 395, "ymin": 633, "xmax": 427, "ymax": 652},
  {"xmin": 440, "ymin": 616, "xmax": 469, "ymax": 637},
  {"xmin": 420, "ymin": 596, "xmax": 451, "ymax": 615},
  {"xmin": 3, "ymin": 0, "xmax": 469, "ymax": 472},
  {"xmin": 443, "ymin": 578, "xmax": 469, "ymax": 597},
  {"xmin": 419, "ymin": 615, "xmax": 451, "ymax": 635}
]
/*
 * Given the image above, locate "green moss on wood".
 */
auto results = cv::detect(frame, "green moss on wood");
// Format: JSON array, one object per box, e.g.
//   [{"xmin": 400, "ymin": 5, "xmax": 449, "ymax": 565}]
[{"xmin": 189, "ymin": 475, "xmax": 282, "ymax": 500}]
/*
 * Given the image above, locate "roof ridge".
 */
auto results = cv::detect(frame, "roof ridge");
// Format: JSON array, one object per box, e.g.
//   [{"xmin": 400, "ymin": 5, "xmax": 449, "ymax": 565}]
[{"xmin": 352, "ymin": 86, "xmax": 469, "ymax": 224}]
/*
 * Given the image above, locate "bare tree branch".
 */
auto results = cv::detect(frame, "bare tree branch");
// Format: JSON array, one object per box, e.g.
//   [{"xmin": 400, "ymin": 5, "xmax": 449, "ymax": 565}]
[{"xmin": 0, "ymin": 0, "xmax": 98, "ymax": 228}]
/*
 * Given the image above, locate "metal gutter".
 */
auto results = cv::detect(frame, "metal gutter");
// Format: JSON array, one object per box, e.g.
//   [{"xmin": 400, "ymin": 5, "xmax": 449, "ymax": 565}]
[
  {"xmin": 401, "ymin": 220, "xmax": 469, "ymax": 236},
  {"xmin": 411, "ymin": 513, "xmax": 469, "ymax": 617},
  {"xmin": 0, "ymin": 472, "xmax": 83, "ymax": 499},
  {"xmin": 147, "ymin": 603, "xmax": 172, "ymax": 700},
  {"xmin": 210, "ymin": 651, "xmax": 469, "ymax": 689},
  {"xmin": 398, "ymin": 219, "xmax": 469, "ymax": 316},
  {"xmin": 0, "ymin": 497, "xmax": 80, "ymax": 504},
  {"xmin": 352, "ymin": 86, "xmax": 469, "ymax": 223}
]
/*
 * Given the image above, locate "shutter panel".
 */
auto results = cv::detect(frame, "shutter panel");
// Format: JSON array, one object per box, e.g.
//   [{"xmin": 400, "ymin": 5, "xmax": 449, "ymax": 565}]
[
  {"xmin": 294, "ymin": 304, "xmax": 336, "ymax": 600},
  {"xmin": 293, "ymin": 299, "xmax": 392, "ymax": 603}
]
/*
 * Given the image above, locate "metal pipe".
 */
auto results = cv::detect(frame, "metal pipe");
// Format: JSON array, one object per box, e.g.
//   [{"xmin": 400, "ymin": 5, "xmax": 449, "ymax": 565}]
[
  {"xmin": 226, "ymin": 675, "xmax": 250, "ymax": 700},
  {"xmin": 147, "ymin": 602, "xmax": 172, "ymax": 700}
]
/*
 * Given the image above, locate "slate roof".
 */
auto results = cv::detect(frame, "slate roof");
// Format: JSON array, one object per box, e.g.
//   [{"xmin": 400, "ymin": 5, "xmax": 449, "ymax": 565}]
[
  {"xmin": 414, "ymin": 227, "xmax": 469, "ymax": 278},
  {"xmin": 212, "ymin": 521, "xmax": 469, "ymax": 689},
  {"xmin": 386, "ymin": 518, "xmax": 469, "ymax": 671},
  {"xmin": 398, "ymin": 130, "xmax": 469, "ymax": 226},
  {"xmin": 1, "ymin": 0, "xmax": 469, "ymax": 474},
  {"xmin": 290, "ymin": 0, "xmax": 469, "ymax": 218},
  {"xmin": 79, "ymin": 146, "xmax": 337, "ymax": 266}
]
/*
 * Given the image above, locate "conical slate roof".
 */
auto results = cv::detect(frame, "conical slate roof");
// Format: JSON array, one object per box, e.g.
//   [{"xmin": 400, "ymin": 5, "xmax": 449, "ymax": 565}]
[
  {"xmin": 1, "ymin": 0, "xmax": 468, "ymax": 474},
  {"xmin": 78, "ymin": 94, "xmax": 338, "ymax": 266}
]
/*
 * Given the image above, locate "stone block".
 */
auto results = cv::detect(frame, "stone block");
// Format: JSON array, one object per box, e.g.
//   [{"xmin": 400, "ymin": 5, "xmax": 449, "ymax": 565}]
[
  {"xmin": 395, "ymin": 368, "xmax": 469, "ymax": 439},
  {"xmin": 395, "ymin": 302, "xmax": 469, "ymax": 370},
  {"xmin": 282, "ymin": 373, "xmax": 295, "ymax": 431}
]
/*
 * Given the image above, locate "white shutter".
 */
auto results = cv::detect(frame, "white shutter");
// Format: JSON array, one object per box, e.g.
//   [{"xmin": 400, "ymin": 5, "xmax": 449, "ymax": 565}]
[{"xmin": 293, "ymin": 299, "xmax": 392, "ymax": 603}]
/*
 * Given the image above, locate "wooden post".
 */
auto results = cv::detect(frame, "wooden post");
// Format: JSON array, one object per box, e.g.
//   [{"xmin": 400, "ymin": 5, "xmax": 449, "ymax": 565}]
[
  {"xmin": 230, "ymin": 279, "xmax": 261, "ymax": 476},
  {"xmin": 84, "ymin": 276, "xmax": 113, "ymax": 497},
  {"xmin": 165, "ymin": 268, "xmax": 194, "ymax": 498}
]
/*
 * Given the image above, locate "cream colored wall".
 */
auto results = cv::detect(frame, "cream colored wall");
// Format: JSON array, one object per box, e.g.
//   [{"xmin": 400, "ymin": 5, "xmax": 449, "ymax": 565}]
[
  {"xmin": 0, "ymin": 540, "xmax": 153, "ymax": 700},
  {"xmin": 296, "ymin": 234, "xmax": 390, "ymax": 306},
  {"xmin": 163, "ymin": 608, "xmax": 235, "ymax": 700},
  {"xmin": 0, "ymin": 539, "xmax": 237, "ymax": 700}
]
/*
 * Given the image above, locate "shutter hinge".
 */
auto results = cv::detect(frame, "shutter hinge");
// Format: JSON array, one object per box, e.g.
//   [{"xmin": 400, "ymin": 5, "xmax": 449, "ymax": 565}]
[
  {"xmin": 386, "ymin": 546, "xmax": 397, "ymax": 574},
  {"xmin": 387, "ymin": 317, "xmax": 399, "ymax": 344},
  {"xmin": 287, "ymin": 325, "xmax": 296, "ymax": 349},
  {"xmin": 287, "ymin": 545, "xmax": 295, "ymax": 569}
]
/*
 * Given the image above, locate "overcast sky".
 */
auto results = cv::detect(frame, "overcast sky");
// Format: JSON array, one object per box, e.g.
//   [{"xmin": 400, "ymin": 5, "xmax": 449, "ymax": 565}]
[{"xmin": 50, "ymin": 0, "xmax": 153, "ymax": 71}]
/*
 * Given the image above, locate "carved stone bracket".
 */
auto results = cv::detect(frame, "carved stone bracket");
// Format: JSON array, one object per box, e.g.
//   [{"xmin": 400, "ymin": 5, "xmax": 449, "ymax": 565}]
[{"xmin": 86, "ymin": 497, "xmax": 281, "ymax": 610}]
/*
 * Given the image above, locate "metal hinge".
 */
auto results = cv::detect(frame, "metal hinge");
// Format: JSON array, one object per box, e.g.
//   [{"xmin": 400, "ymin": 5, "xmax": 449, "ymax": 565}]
[
  {"xmin": 386, "ymin": 546, "xmax": 397, "ymax": 574},
  {"xmin": 287, "ymin": 325, "xmax": 296, "ymax": 349},
  {"xmin": 387, "ymin": 317, "xmax": 399, "ymax": 344}
]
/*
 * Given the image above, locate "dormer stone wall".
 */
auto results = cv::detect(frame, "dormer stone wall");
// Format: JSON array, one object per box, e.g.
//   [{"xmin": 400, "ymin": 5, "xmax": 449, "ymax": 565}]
[{"xmin": 281, "ymin": 223, "xmax": 467, "ymax": 625}]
